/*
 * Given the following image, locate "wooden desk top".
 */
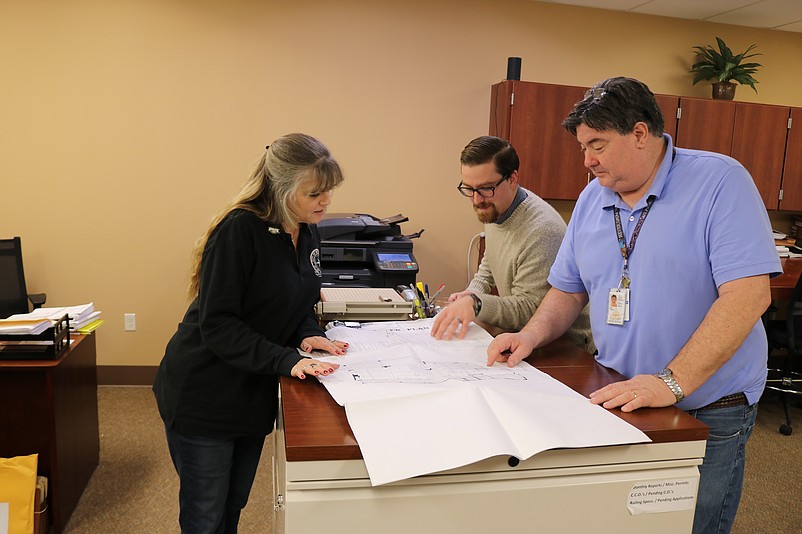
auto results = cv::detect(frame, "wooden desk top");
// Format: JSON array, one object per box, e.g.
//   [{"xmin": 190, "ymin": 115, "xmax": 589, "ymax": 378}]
[
  {"xmin": 280, "ymin": 337, "xmax": 709, "ymax": 462},
  {"xmin": 772, "ymin": 257, "xmax": 802, "ymax": 302},
  {"xmin": 0, "ymin": 333, "xmax": 89, "ymax": 369}
]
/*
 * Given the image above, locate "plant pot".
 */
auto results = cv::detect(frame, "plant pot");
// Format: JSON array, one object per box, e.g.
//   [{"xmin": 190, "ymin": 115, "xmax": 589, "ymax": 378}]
[{"xmin": 712, "ymin": 82, "xmax": 736, "ymax": 100}]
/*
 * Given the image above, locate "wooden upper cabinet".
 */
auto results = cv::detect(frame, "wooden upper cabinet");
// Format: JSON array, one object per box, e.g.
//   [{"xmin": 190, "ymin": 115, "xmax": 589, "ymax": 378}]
[
  {"xmin": 676, "ymin": 97, "xmax": 737, "ymax": 154},
  {"xmin": 489, "ymin": 84, "xmax": 690, "ymax": 200},
  {"xmin": 731, "ymin": 103, "xmax": 790, "ymax": 210},
  {"xmin": 655, "ymin": 94, "xmax": 679, "ymax": 141},
  {"xmin": 489, "ymin": 82, "xmax": 514, "ymax": 140},
  {"xmin": 676, "ymin": 97, "xmax": 795, "ymax": 210},
  {"xmin": 490, "ymin": 81, "xmax": 799, "ymax": 210},
  {"xmin": 490, "ymin": 80, "xmax": 588, "ymax": 200},
  {"xmin": 780, "ymin": 107, "xmax": 802, "ymax": 211}
]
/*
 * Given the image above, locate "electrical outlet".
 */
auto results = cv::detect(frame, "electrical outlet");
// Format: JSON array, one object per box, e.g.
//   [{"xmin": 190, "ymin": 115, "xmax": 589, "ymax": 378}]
[{"xmin": 124, "ymin": 313, "xmax": 136, "ymax": 332}]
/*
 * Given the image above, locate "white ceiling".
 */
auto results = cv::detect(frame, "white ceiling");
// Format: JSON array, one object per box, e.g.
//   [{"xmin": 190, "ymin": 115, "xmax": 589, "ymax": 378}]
[{"xmin": 539, "ymin": 0, "xmax": 802, "ymax": 33}]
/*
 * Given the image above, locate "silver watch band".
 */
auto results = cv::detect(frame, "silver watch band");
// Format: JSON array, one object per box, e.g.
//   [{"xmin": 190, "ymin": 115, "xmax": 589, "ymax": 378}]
[{"xmin": 657, "ymin": 368, "xmax": 685, "ymax": 402}]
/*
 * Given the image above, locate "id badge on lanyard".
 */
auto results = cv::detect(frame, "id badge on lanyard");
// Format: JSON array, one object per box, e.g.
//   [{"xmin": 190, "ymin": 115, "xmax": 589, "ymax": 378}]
[
  {"xmin": 607, "ymin": 287, "xmax": 626, "ymax": 325},
  {"xmin": 606, "ymin": 196, "xmax": 654, "ymax": 326}
]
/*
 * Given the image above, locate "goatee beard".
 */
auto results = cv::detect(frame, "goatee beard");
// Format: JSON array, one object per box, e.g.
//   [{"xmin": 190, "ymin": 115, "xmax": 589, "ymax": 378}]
[{"xmin": 473, "ymin": 204, "xmax": 498, "ymax": 224}]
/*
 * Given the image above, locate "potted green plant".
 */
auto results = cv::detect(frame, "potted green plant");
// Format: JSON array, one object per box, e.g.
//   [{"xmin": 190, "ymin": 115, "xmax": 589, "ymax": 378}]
[{"xmin": 689, "ymin": 36, "xmax": 762, "ymax": 100}]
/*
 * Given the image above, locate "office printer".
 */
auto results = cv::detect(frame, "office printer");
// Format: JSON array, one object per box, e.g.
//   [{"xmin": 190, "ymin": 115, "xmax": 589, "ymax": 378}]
[{"xmin": 318, "ymin": 213, "xmax": 420, "ymax": 288}]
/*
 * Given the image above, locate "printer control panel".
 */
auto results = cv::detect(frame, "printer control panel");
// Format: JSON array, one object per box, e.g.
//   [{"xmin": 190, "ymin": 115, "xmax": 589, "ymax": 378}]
[{"xmin": 374, "ymin": 253, "xmax": 418, "ymax": 271}]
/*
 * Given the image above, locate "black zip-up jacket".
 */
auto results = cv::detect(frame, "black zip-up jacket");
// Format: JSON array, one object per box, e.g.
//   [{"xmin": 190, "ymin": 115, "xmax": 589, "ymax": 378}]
[{"xmin": 153, "ymin": 209, "xmax": 324, "ymax": 437}]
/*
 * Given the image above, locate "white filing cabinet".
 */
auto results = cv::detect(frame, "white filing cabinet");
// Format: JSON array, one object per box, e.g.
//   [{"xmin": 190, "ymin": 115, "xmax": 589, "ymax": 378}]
[{"xmin": 273, "ymin": 397, "xmax": 706, "ymax": 534}]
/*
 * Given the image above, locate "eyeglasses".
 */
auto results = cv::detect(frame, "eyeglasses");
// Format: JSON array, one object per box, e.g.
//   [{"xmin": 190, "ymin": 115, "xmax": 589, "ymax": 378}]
[
  {"xmin": 585, "ymin": 87, "xmax": 607, "ymax": 102},
  {"xmin": 456, "ymin": 175, "xmax": 510, "ymax": 198}
]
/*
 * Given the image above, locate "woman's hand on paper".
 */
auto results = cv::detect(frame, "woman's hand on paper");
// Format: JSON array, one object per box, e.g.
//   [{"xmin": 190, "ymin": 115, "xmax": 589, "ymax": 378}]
[
  {"xmin": 292, "ymin": 336, "xmax": 348, "ymax": 379},
  {"xmin": 290, "ymin": 357, "xmax": 339, "ymax": 380},
  {"xmin": 300, "ymin": 336, "xmax": 348, "ymax": 355}
]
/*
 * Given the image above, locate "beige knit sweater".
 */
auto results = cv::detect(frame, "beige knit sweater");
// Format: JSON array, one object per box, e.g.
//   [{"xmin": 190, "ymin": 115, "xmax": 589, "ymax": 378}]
[{"xmin": 467, "ymin": 190, "xmax": 594, "ymax": 352}]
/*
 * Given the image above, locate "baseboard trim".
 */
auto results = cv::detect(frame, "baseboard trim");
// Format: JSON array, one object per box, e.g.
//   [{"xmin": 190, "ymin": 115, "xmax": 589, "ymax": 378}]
[{"xmin": 97, "ymin": 365, "xmax": 158, "ymax": 386}]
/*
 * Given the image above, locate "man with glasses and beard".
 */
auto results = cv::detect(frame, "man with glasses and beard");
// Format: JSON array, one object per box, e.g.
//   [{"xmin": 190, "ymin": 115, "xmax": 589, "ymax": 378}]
[{"xmin": 431, "ymin": 135, "xmax": 593, "ymax": 354}]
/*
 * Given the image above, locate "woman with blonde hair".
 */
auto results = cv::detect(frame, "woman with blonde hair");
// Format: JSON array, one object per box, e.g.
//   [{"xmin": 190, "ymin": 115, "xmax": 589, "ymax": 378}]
[{"xmin": 153, "ymin": 133, "xmax": 347, "ymax": 533}]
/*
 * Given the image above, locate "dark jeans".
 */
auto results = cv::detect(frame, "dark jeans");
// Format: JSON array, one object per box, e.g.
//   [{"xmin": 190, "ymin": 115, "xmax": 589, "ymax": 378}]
[
  {"xmin": 688, "ymin": 402, "xmax": 758, "ymax": 534},
  {"xmin": 165, "ymin": 426, "xmax": 266, "ymax": 534}
]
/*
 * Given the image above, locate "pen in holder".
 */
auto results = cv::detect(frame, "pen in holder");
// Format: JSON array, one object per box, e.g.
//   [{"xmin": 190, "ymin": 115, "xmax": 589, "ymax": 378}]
[
  {"xmin": 397, "ymin": 283, "xmax": 446, "ymax": 319},
  {"xmin": 428, "ymin": 283, "xmax": 446, "ymax": 316},
  {"xmin": 396, "ymin": 285, "xmax": 423, "ymax": 318},
  {"xmin": 397, "ymin": 285, "xmax": 417, "ymax": 302},
  {"xmin": 430, "ymin": 296, "xmax": 449, "ymax": 317}
]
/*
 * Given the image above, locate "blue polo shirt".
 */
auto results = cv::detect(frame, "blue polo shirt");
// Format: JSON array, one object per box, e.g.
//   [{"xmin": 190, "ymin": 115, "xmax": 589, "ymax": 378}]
[{"xmin": 548, "ymin": 134, "xmax": 781, "ymax": 410}]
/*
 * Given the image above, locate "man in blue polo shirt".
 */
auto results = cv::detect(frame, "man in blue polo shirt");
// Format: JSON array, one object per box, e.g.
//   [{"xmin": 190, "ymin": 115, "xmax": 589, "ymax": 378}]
[{"xmin": 487, "ymin": 77, "xmax": 780, "ymax": 534}]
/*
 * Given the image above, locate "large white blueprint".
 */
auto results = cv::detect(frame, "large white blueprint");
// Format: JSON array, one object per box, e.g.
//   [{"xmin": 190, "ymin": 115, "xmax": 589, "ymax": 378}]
[{"xmin": 315, "ymin": 319, "xmax": 650, "ymax": 486}]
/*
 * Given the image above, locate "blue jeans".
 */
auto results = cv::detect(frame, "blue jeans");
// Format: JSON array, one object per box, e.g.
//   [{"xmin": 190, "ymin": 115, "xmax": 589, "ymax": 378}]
[
  {"xmin": 165, "ymin": 426, "xmax": 266, "ymax": 534},
  {"xmin": 687, "ymin": 402, "xmax": 757, "ymax": 534}
]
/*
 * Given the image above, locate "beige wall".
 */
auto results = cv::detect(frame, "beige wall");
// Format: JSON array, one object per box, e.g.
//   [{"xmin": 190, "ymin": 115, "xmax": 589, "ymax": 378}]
[{"xmin": 2, "ymin": 0, "xmax": 802, "ymax": 366}]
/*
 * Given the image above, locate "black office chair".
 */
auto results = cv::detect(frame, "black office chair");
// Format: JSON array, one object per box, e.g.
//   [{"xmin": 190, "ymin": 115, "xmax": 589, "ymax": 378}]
[
  {"xmin": 0, "ymin": 237, "xmax": 47, "ymax": 319},
  {"xmin": 764, "ymin": 273, "xmax": 802, "ymax": 435}
]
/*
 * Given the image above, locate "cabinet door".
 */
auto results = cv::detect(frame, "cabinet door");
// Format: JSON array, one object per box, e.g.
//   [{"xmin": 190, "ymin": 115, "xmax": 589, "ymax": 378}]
[
  {"xmin": 731, "ymin": 103, "xmax": 790, "ymax": 210},
  {"xmin": 676, "ymin": 97, "xmax": 736, "ymax": 154},
  {"xmin": 780, "ymin": 107, "xmax": 802, "ymax": 211},
  {"xmin": 655, "ymin": 94, "xmax": 679, "ymax": 141},
  {"xmin": 490, "ymin": 81, "xmax": 588, "ymax": 200},
  {"xmin": 489, "ymin": 82, "xmax": 514, "ymax": 139}
]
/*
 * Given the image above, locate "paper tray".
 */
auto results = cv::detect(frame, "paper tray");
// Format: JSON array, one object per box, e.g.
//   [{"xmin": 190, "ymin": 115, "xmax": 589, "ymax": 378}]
[
  {"xmin": 0, "ymin": 314, "xmax": 70, "ymax": 360},
  {"xmin": 316, "ymin": 288, "xmax": 413, "ymax": 321}
]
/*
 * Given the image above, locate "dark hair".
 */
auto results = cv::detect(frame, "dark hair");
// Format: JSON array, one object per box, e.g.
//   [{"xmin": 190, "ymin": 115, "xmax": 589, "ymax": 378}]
[
  {"xmin": 460, "ymin": 136, "xmax": 519, "ymax": 177},
  {"xmin": 562, "ymin": 77, "xmax": 665, "ymax": 138}
]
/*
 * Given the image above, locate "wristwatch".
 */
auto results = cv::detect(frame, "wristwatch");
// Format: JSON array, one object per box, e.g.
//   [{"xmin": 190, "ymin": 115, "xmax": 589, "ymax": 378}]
[
  {"xmin": 469, "ymin": 293, "xmax": 482, "ymax": 316},
  {"xmin": 656, "ymin": 368, "xmax": 685, "ymax": 403}
]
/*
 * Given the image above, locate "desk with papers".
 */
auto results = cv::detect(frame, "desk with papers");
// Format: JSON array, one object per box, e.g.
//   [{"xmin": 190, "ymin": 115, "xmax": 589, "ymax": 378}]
[
  {"xmin": 772, "ymin": 257, "xmax": 802, "ymax": 301},
  {"xmin": 274, "ymin": 328, "xmax": 709, "ymax": 534},
  {"xmin": 0, "ymin": 333, "xmax": 99, "ymax": 533}
]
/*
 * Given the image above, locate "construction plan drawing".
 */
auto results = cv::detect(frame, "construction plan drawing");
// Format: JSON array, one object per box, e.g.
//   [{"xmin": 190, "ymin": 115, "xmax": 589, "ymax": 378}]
[
  {"xmin": 344, "ymin": 356, "xmax": 531, "ymax": 384},
  {"xmin": 311, "ymin": 318, "xmax": 650, "ymax": 486}
]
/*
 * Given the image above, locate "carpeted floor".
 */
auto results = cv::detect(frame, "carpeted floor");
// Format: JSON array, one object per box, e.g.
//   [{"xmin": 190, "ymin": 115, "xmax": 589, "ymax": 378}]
[
  {"xmin": 64, "ymin": 386, "xmax": 801, "ymax": 533},
  {"xmin": 63, "ymin": 387, "xmax": 274, "ymax": 533},
  {"xmin": 734, "ymin": 393, "xmax": 802, "ymax": 534}
]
